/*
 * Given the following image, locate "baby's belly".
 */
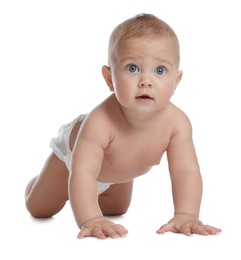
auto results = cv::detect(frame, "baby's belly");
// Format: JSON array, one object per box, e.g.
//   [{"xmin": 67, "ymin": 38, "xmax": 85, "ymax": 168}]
[{"xmin": 98, "ymin": 161, "xmax": 155, "ymax": 183}]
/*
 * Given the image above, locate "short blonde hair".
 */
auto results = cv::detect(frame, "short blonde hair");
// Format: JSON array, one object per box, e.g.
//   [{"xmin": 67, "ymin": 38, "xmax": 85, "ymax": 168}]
[{"xmin": 108, "ymin": 13, "xmax": 180, "ymax": 67}]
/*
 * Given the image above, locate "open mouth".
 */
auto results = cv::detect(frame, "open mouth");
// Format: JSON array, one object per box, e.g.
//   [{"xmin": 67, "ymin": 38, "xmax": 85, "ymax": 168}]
[{"xmin": 135, "ymin": 95, "xmax": 154, "ymax": 101}]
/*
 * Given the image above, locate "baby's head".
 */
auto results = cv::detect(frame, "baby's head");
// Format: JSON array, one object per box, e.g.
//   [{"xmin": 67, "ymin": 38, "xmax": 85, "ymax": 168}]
[{"xmin": 108, "ymin": 13, "xmax": 180, "ymax": 69}]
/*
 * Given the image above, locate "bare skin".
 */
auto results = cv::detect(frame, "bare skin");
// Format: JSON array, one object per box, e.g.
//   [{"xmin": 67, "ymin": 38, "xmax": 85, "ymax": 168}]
[
  {"xmin": 25, "ymin": 15, "xmax": 221, "ymax": 239},
  {"xmin": 25, "ymin": 153, "xmax": 133, "ymax": 219},
  {"xmin": 25, "ymin": 119, "xmax": 133, "ymax": 238},
  {"xmin": 25, "ymin": 94, "xmax": 220, "ymax": 239}
]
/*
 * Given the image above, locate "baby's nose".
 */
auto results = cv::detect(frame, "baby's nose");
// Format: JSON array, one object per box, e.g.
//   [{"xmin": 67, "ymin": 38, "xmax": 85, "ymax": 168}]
[{"xmin": 138, "ymin": 78, "xmax": 153, "ymax": 88}]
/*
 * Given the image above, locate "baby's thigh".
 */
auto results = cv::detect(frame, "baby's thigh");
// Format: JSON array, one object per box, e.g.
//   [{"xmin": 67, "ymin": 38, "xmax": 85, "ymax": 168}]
[
  {"xmin": 25, "ymin": 153, "xmax": 69, "ymax": 217},
  {"xmin": 98, "ymin": 181, "xmax": 133, "ymax": 215}
]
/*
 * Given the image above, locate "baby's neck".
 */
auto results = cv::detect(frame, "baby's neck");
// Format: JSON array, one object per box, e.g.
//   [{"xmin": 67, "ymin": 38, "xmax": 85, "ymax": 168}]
[
  {"xmin": 106, "ymin": 94, "xmax": 166, "ymax": 131},
  {"xmin": 119, "ymin": 106, "xmax": 163, "ymax": 131}
]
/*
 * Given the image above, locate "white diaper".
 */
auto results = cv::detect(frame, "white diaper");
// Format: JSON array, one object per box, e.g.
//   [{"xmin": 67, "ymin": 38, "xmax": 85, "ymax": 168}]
[{"xmin": 50, "ymin": 114, "xmax": 112, "ymax": 195}]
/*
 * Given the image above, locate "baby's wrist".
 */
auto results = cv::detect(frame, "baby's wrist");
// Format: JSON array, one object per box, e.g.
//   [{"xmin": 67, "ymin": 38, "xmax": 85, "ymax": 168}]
[
  {"xmin": 80, "ymin": 215, "xmax": 105, "ymax": 228},
  {"xmin": 174, "ymin": 212, "xmax": 198, "ymax": 218}
]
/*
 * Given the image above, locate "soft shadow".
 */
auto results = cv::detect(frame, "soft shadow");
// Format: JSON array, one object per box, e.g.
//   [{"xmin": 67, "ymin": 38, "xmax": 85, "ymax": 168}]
[
  {"xmin": 29, "ymin": 215, "xmax": 56, "ymax": 224},
  {"xmin": 105, "ymin": 214, "xmax": 127, "ymax": 222}
]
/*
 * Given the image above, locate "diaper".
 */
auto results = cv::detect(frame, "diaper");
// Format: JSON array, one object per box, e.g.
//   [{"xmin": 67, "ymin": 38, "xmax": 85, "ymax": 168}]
[
  {"xmin": 50, "ymin": 114, "xmax": 112, "ymax": 195},
  {"xmin": 96, "ymin": 181, "xmax": 112, "ymax": 195},
  {"xmin": 50, "ymin": 114, "xmax": 86, "ymax": 170}
]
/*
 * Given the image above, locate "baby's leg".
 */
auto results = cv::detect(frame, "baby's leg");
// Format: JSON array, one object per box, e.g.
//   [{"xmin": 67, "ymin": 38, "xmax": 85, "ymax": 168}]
[
  {"xmin": 25, "ymin": 153, "xmax": 69, "ymax": 218},
  {"xmin": 98, "ymin": 180, "xmax": 133, "ymax": 215}
]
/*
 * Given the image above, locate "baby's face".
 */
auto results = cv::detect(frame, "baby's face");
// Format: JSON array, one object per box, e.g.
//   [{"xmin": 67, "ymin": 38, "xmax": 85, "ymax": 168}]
[{"xmin": 109, "ymin": 37, "xmax": 182, "ymax": 115}]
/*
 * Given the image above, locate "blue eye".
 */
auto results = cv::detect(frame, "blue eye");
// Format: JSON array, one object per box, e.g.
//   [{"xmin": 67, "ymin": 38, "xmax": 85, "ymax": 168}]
[
  {"xmin": 128, "ymin": 65, "xmax": 138, "ymax": 73},
  {"xmin": 155, "ymin": 66, "xmax": 165, "ymax": 75}
]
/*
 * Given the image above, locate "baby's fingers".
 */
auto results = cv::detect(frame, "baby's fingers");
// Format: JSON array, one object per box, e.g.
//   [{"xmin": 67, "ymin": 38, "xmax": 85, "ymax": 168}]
[
  {"xmin": 178, "ymin": 222, "xmax": 210, "ymax": 236},
  {"xmin": 78, "ymin": 224, "xmax": 128, "ymax": 239},
  {"xmin": 77, "ymin": 227, "xmax": 91, "ymax": 239},
  {"xmin": 78, "ymin": 227, "xmax": 108, "ymax": 239},
  {"xmin": 202, "ymin": 225, "xmax": 222, "ymax": 235},
  {"xmin": 180, "ymin": 223, "xmax": 221, "ymax": 236},
  {"xmin": 102, "ymin": 224, "xmax": 128, "ymax": 239},
  {"xmin": 156, "ymin": 223, "xmax": 178, "ymax": 234},
  {"xmin": 92, "ymin": 227, "xmax": 108, "ymax": 239}
]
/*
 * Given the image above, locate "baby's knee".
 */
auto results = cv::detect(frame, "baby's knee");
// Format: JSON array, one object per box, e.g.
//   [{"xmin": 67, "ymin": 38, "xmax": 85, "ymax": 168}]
[
  {"xmin": 99, "ymin": 198, "xmax": 131, "ymax": 216},
  {"xmin": 106, "ymin": 207, "xmax": 129, "ymax": 216},
  {"xmin": 27, "ymin": 209, "xmax": 54, "ymax": 218},
  {"xmin": 25, "ymin": 199, "xmax": 50, "ymax": 218},
  {"xmin": 25, "ymin": 176, "xmax": 38, "ymax": 199},
  {"xmin": 25, "ymin": 200, "xmax": 64, "ymax": 218}
]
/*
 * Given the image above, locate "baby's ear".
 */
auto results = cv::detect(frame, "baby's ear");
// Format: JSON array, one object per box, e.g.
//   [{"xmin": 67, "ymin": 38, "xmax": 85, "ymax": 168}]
[
  {"xmin": 102, "ymin": 65, "xmax": 114, "ymax": 92},
  {"xmin": 172, "ymin": 70, "xmax": 183, "ymax": 95}
]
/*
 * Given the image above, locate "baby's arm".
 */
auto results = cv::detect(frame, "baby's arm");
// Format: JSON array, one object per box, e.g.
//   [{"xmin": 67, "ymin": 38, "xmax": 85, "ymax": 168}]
[
  {"xmin": 69, "ymin": 114, "xmax": 127, "ymax": 239},
  {"xmin": 157, "ymin": 112, "xmax": 221, "ymax": 236}
]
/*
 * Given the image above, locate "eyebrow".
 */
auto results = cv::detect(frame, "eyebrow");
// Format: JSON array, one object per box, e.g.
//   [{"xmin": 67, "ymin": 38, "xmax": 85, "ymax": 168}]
[
  {"xmin": 118, "ymin": 55, "xmax": 142, "ymax": 63},
  {"xmin": 117, "ymin": 54, "xmax": 177, "ymax": 69},
  {"xmin": 155, "ymin": 58, "xmax": 174, "ymax": 68}
]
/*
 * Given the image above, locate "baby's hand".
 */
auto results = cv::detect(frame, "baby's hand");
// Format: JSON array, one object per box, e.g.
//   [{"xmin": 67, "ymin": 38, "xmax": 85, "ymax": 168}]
[
  {"xmin": 156, "ymin": 213, "xmax": 221, "ymax": 236},
  {"xmin": 78, "ymin": 217, "xmax": 128, "ymax": 239}
]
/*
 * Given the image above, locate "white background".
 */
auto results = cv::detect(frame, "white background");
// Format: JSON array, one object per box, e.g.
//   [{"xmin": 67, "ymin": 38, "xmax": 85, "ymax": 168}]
[{"xmin": 1, "ymin": 0, "xmax": 241, "ymax": 259}]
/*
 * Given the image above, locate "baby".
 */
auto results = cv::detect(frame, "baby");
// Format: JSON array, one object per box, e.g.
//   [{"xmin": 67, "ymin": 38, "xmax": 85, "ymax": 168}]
[{"xmin": 25, "ymin": 13, "xmax": 221, "ymax": 239}]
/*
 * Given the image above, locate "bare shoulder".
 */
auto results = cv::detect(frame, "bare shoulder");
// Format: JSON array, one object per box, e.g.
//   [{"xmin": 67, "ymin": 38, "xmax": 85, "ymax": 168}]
[
  {"xmin": 84, "ymin": 96, "xmax": 116, "ymax": 128},
  {"xmin": 168, "ymin": 103, "xmax": 193, "ymax": 137},
  {"xmin": 77, "ymin": 97, "xmax": 115, "ymax": 148}
]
